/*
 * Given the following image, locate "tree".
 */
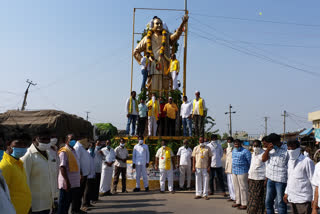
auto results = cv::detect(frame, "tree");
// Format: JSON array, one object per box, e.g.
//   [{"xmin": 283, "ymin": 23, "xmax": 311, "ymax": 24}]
[
  {"xmin": 204, "ymin": 115, "xmax": 219, "ymax": 138},
  {"xmin": 94, "ymin": 123, "xmax": 118, "ymax": 140},
  {"xmin": 222, "ymin": 132, "xmax": 229, "ymax": 140}
]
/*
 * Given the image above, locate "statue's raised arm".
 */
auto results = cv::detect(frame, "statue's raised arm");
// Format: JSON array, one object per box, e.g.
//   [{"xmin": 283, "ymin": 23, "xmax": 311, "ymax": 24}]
[{"xmin": 170, "ymin": 14, "xmax": 189, "ymax": 45}]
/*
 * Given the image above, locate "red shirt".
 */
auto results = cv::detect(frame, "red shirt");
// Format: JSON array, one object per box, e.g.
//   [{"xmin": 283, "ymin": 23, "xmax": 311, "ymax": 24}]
[{"xmin": 158, "ymin": 103, "xmax": 166, "ymax": 118}]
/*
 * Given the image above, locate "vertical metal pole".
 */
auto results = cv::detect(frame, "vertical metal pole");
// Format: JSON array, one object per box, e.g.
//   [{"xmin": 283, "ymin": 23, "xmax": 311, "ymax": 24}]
[
  {"xmin": 283, "ymin": 110, "xmax": 286, "ymax": 141},
  {"xmin": 183, "ymin": 0, "xmax": 188, "ymax": 96},
  {"xmin": 130, "ymin": 8, "xmax": 136, "ymax": 93},
  {"xmin": 265, "ymin": 117, "xmax": 268, "ymax": 136},
  {"xmin": 229, "ymin": 104, "xmax": 232, "ymax": 136}
]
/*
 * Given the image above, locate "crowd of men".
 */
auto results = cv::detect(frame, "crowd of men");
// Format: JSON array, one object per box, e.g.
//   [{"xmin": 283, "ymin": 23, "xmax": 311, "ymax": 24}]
[
  {"xmin": 0, "ymin": 128, "xmax": 320, "ymax": 214},
  {"xmin": 125, "ymin": 90, "xmax": 206, "ymax": 137}
]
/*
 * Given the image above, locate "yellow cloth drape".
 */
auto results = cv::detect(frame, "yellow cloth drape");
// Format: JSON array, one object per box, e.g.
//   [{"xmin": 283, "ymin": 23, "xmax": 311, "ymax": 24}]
[
  {"xmin": 147, "ymin": 100, "xmax": 159, "ymax": 120},
  {"xmin": 162, "ymin": 147, "xmax": 172, "ymax": 170},
  {"xmin": 193, "ymin": 98, "xmax": 204, "ymax": 116},
  {"xmin": 0, "ymin": 152, "xmax": 32, "ymax": 214},
  {"xmin": 58, "ymin": 147, "xmax": 79, "ymax": 172},
  {"xmin": 129, "ymin": 96, "xmax": 138, "ymax": 114},
  {"xmin": 165, "ymin": 59, "xmax": 180, "ymax": 75}
]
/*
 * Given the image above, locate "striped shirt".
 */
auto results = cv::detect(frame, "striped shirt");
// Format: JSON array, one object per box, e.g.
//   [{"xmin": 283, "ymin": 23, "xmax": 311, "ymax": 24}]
[{"xmin": 266, "ymin": 144, "xmax": 289, "ymax": 183}]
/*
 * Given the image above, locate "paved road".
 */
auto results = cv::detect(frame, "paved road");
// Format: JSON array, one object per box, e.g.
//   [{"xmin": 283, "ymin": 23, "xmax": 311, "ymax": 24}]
[{"xmin": 87, "ymin": 190, "xmax": 247, "ymax": 214}]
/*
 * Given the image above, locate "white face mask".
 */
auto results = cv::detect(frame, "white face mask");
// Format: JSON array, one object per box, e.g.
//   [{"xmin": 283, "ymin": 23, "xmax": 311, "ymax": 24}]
[
  {"xmin": 138, "ymin": 140, "xmax": 144, "ymax": 145},
  {"xmin": 120, "ymin": 143, "xmax": 125, "ymax": 147},
  {"xmin": 200, "ymin": 143, "xmax": 204, "ymax": 147},
  {"xmin": 288, "ymin": 147, "xmax": 301, "ymax": 160},
  {"xmin": 152, "ymin": 96, "xmax": 155, "ymax": 102},
  {"xmin": 50, "ymin": 138, "xmax": 58, "ymax": 146},
  {"xmin": 162, "ymin": 145, "xmax": 166, "ymax": 148},
  {"xmin": 37, "ymin": 142, "xmax": 51, "ymax": 151},
  {"xmin": 253, "ymin": 147, "xmax": 261, "ymax": 154},
  {"xmin": 269, "ymin": 149, "xmax": 275, "ymax": 154}
]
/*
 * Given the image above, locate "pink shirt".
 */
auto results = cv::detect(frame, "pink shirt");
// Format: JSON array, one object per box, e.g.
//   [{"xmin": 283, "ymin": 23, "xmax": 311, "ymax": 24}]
[{"xmin": 58, "ymin": 146, "xmax": 80, "ymax": 189}]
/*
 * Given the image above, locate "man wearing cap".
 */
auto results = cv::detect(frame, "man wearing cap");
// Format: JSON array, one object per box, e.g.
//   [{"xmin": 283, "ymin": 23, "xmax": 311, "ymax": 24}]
[
  {"xmin": 163, "ymin": 97, "xmax": 178, "ymax": 136},
  {"xmin": 283, "ymin": 140, "xmax": 314, "ymax": 214},
  {"xmin": 192, "ymin": 91, "xmax": 206, "ymax": 137}
]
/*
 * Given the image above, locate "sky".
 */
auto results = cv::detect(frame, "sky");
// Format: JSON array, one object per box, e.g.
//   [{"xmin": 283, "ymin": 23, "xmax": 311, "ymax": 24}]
[{"xmin": 0, "ymin": 0, "xmax": 319, "ymax": 137}]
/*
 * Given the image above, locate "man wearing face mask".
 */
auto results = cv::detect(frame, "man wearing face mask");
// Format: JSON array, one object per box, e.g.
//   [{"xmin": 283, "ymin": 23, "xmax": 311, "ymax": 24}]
[
  {"xmin": 247, "ymin": 140, "xmax": 266, "ymax": 214},
  {"xmin": 192, "ymin": 91, "xmax": 206, "ymax": 137},
  {"xmin": 0, "ymin": 132, "xmax": 32, "ymax": 214},
  {"xmin": 262, "ymin": 133, "xmax": 289, "ymax": 214},
  {"xmin": 207, "ymin": 134, "xmax": 226, "ymax": 196},
  {"xmin": 113, "ymin": 138, "xmax": 129, "ymax": 194},
  {"xmin": 132, "ymin": 136, "xmax": 150, "ymax": 192},
  {"xmin": 283, "ymin": 140, "xmax": 314, "ymax": 214},
  {"xmin": 92, "ymin": 139, "xmax": 105, "ymax": 203},
  {"xmin": 48, "ymin": 134, "xmax": 59, "ymax": 211},
  {"xmin": 57, "ymin": 134, "xmax": 81, "ymax": 214},
  {"xmin": 0, "ymin": 131, "xmax": 5, "ymax": 161},
  {"xmin": 74, "ymin": 136, "xmax": 91, "ymax": 212},
  {"xmin": 147, "ymin": 93, "xmax": 159, "ymax": 136},
  {"xmin": 225, "ymin": 137, "xmax": 235, "ymax": 202},
  {"xmin": 99, "ymin": 140, "xmax": 115, "ymax": 196},
  {"xmin": 21, "ymin": 130, "xmax": 57, "ymax": 214},
  {"xmin": 155, "ymin": 140, "xmax": 176, "ymax": 193},
  {"xmin": 163, "ymin": 97, "xmax": 178, "ymax": 136},
  {"xmin": 177, "ymin": 139, "xmax": 193, "ymax": 190},
  {"xmin": 192, "ymin": 137, "xmax": 212, "ymax": 200},
  {"xmin": 231, "ymin": 139, "xmax": 251, "ymax": 210}
]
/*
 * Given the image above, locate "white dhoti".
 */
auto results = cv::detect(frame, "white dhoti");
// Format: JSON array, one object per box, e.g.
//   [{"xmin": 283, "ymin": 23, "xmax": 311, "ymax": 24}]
[
  {"xmin": 195, "ymin": 168, "xmax": 209, "ymax": 197},
  {"xmin": 159, "ymin": 169, "xmax": 173, "ymax": 192},
  {"xmin": 227, "ymin": 173, "xmax": 235, "ymax": 200},
  {"xmin": 135, "ymin": 165, "xmax": 149, "ymax": 188},
  {"xmin": 171, "ymin": 71, "xmax": 178, "ymax": 90},
  {"xmin": 179, "ymin": 165, "xmax": 191, "ymax": 188},
  {"xmin": 148, "ymin": 116, "xmax": 157, "ymax": 136},
  {"xmin": 99, "ymin": 165, "xmax": 113, "ymax": 193}
]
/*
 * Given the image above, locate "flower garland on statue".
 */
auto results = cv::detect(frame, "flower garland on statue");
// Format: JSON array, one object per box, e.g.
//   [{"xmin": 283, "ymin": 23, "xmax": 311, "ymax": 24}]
[{"xmin": 146, "ymin": 29, "xmax": 167, "ymax": 71}]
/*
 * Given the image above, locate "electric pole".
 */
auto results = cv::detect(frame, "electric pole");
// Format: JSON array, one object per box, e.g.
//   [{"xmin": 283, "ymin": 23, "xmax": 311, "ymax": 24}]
[
  {"xmin": 264, "ymin": 117, "xmax": 269, "ymax": 136},
  {"xmin": 85, "ymin": 111, "xmax": 90, "ymax": 121},
  {"xmin": 281, "ymin": 110, "xmax": 288, "ymax": 141},
  {"xmin": 183, "ymin": 0, "xmax": 188, "ymax": 96},
  {"xmin": 225, "ymin": 104, "xmax": 236, "ymax": 137},
  {"xmin": 21, "ymin": 79, "xmax": 37, "ymax": 111}
]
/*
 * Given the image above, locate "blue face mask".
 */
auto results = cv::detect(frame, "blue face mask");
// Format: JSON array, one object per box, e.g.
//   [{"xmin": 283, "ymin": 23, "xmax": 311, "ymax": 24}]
[
  {"xmin": 107, "ymin": 145, "xmax": 111, "ymax": 150},
  {"xmin": 69, "ymin": 140, "xmax": 76, "ymax": 148},
  {"xmin": 274, "ymin": 145, "xmax": 278, "ymax": 150},
  {"xmin": 11, "ymin": 147, "xmax": 28, "ymax": 159},
  {"xmin": 89, "ymin": 148, "xmax": 95, "ymax": 157},
  {"xmin": 234, "ymin": 148, "xmax": 239, "ymax": 152},
  {"xmin": 96, "ymin": 146, "xmax": 101, "ymax": 150}
]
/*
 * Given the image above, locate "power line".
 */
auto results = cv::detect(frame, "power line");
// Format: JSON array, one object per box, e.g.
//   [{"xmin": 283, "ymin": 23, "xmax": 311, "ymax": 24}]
[
  {"xmin": 189, "ymin": 30, "xmax": 320, "ymax": 77},
  {"xmin": 190, "ymin": 13, "xmax": 320, "ymax": 28},
  {"xmin": 189, "ymin": 18, "xmax": 320, "ymax": 70}
]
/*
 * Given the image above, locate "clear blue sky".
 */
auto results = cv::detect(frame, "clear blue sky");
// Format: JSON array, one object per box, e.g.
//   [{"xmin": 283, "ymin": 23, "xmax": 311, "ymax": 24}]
[{"xmin": 0, "ymin": 0, "xmax": 319, "ymax": 137}]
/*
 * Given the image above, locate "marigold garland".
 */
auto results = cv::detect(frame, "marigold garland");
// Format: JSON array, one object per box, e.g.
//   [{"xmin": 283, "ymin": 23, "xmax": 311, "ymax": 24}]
[{"xmin": 146, "ymin": 29, "xmax": 167, "ymax": 57}]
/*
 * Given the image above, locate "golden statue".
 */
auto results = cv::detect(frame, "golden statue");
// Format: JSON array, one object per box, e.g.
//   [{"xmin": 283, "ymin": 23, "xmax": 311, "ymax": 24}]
[{"xmin": 133, "ymin": 15, "xmax": 188, "ymax": 94}]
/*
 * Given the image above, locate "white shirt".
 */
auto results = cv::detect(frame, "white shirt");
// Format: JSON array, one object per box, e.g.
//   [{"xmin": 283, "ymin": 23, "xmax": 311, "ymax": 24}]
[
  {"xmin": 140, "ymin": 56, "xmax": 150, "ymax": 71},
  {"xmin": 156, "ymin": 147, "xmax": 174, "ymax": 170},
  {"xmin": 47, "ymin": 146, "xmax": 59, "ymax": 198},
  {"xmin": 248, "ymin": 149, "xmax": 266, "ymax": 180},
  {"xmin": 0, "ymin": 170, "xmax": 16, "ymax": 214},
  {"xmin": 87, "ymin": 150, "xmax": 96, "ymax": 179},
  {"xmin": 312, "ymin": 162, "xmax": 320, "ymax": 208},
  {"xmin": 94, "ymin": 147, "xmax": 104, "ymax": 173},
  {"xmin": 193, "ymin": 98, "xmax": 206, "ymax": 115},
  {"xmin": 21, "ymin": 144, "xmax": 57, "ymax": 212},
  {"xmin": 126, "ymin": 98, "xmax": 138, "ymax": 115},
  {"xmin": 101, "ymin": 147, "xmax": 116, "ymax": 163},
  {"xmin": 177, "ymin": 146, "xmax": 192, "ymax": 166},
  {"xmin": 180, "ymin": 101, "xmax": 192, "ymax": 118},
  {"xmin": 266, "ymin": 144, "xmax": 289, "ymax": 183},
  {"xmin": 207, "ymin": 141, "xmax": 223, "ymax": 168},
  {"xmin": 74, "ymin": 142, "xmax": 91, "ymax": 176},
  {"xmin": 285, "ymin": 155, "xmax": 315, "ymax": 203},
  {"xmin": 132, "ymin": 144, "xmax": 150, "ymax": 166}
]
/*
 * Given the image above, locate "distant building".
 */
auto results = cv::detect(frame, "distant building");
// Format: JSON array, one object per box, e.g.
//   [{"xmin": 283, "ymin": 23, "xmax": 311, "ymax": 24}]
[{"xmin": 308, "ymin": 110, "xmax": 320, "ymax": 128}]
